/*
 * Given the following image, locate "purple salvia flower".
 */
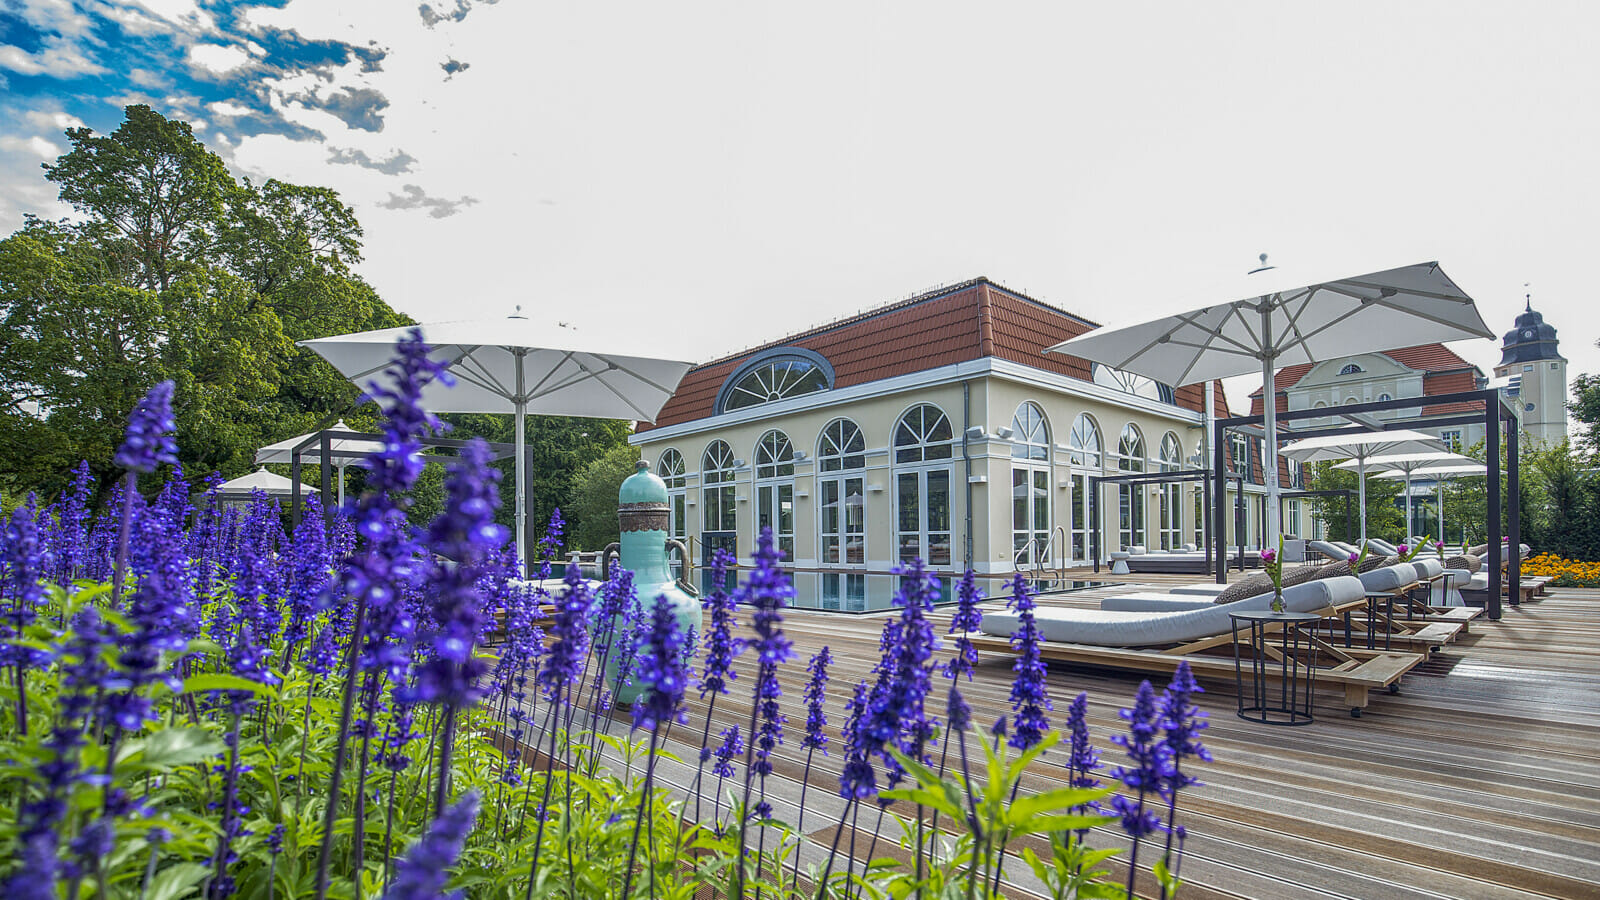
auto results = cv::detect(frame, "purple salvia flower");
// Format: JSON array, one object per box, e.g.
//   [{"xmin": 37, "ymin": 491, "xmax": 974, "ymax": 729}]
[
  {"xmin": 114, "ymin": 380, "xmax": 178, "ymax": 473},
  {"xmin": 283, "ymin": 495, "xmax": 330, "ymax": 654},
  {"xmin": 632, "ymin": 593, "xmax": 690, "ymax": 731},
  {"xmin": 1109, "ymin": 680, "xmax": 1167, "ymax": 840},
  {"xmin": 697, "ymin": 549, "xmax": 743, "ymax": 698},
  {"xmin": 50, "ymin": 461, "xmax": 93, "ymax": 584},
  {"xmin": 2, "ymin": 503, "xmax": 48, "ymax": 669},
  {"xmin": 540, "ymin": 565, "xmax": 594, "ymax": 703},
  {"xmin": 1066, "ymin": 691, "xmax": 1103, "ymax": 792},
  {"xmin": 868, "ymin": 559, "xmax": 941, "ymax": 785},
  {"xmin": 837, "ymin": 680, "xmax": 877, "ymax": 800},
  {"xmin": 744, "ymin": 528, "xmax": 794, "ymax": 776},
  {"xmin": 713, "ymin": 725, "xmax": 743, "ymax": 779},
  {"xmin": 947, "ymin": 684, "xmax": 971, "ymax": 733},
  {"xmin": 1005, "ymin": 573, "xmax": 1051, "ymax": 752},
  {"xmin": 943, "ymin": 567, "xmax": 984, "ymax": 681},
  {"xmin": 413, "ymin": 438, "xmax": 507, "ymax": 708},
  {"xmin": 801, "ymin": 646, "xmax": 832, "ymax": 753},
  {"xmin": 1160, "ymin": 661, "xmax": 1211, "ymax": 793},
  {"xmin": 382, "ymin": 791, "xmax": 480, "ymax": 900}
]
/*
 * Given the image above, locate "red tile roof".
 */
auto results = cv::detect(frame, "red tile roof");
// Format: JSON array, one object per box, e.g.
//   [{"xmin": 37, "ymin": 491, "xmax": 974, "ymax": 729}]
[
  {"xmin": 1247, "ymin": 343, "xmax": 1481, "ymax": 416},
  {"xmin": 639, "ymin": 278, "xmax": 1213, "ymax": 431}
]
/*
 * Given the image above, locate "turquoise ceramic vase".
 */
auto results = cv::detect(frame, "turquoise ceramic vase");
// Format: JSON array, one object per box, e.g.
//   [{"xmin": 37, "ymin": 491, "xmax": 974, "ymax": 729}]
[{"xmin": 606, "ymin": 460, "xmax": 702, "ymax": 706}]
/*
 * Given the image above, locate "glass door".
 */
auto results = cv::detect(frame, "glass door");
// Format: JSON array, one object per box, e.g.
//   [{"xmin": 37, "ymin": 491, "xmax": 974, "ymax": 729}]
[
  {"xmin": 819, "ymin": 475, "xmax": 866, "ymax": 567},
  {"xmin": 1159, "ymin": 483, "xmax": 1182, "ymax": 549},
  {"xmin": 1070, "ymin": 473, "xmax": 1090, "ymax": 564},
  {"xmin": 897, "ymin": 469, "xmax": 952, "ymax": 567},
  {"xmin": 1012, "ymin": 468, "xmax": 1049, "ymax": 568},
  {"xmin": 756, "ymin": 482, "xmax": 795, "ymax": 560}
]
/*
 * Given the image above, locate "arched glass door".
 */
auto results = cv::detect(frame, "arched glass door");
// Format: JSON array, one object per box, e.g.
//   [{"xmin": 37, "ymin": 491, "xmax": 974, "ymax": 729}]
[
  {"xmin": 1158, "ymin": 432, "xmax": 1184, "ymax": 550},
  {"xmin": 754, "ymin": 430, "xmax": 795, "ymax": 559},
  {"xmin": 894, "ymin": 404, "xmax": 954, "ymax": 568},
  {"xmin": 701, "ymin": 440, "xmax": 738, "ymax": 563},
  {"xmin": 1117, "ymin": 425, "xmax": 1146, "ymax": 550},
  {"xmin": 1068, "ymin": 414, "xmax": 1101, "ymax": 564},
  {"xmin": 1010, "ymin": 402, "xmax": 1051, "ymax": 568}
]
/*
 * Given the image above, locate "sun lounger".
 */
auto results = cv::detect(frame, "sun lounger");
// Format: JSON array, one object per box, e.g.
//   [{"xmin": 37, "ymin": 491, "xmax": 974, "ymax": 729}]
[{"xmin": 971, "ymin": 575, "xmax": 1427, "ymax": 716}]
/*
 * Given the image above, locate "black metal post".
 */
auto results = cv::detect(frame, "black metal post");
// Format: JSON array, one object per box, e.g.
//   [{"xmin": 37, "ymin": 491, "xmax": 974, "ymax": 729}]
[
  {"xmin": 1090, "ymin": 475, "xmax": 1100, "ymax": 574},
  {"xmin": 319, "ymin": 431, "xmax": 333, "ymax": 519},
  {"xmin": 1508, "ymin": 416, "xmax": 1521, "ymax": 607},
  {"xmin": 1202, "ymin": 472, "xmax": 1213, "ymax": 576},
  {"xmin": 291, "ymin": 449, "xmax": 303, "ymax": 529},
  {"xmin": 1213, "ymin": 420, "xmax": 1227, "ymax": 583},
  {"xmin": 1486, "ymin": 403, "xmax": 1503, "ymax": 621}
]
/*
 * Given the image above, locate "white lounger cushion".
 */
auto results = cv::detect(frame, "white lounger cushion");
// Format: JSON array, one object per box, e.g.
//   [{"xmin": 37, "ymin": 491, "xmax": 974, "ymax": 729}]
[
  {"xmin": 979, "ymin": 576, "xmax": 1365, "ymax": 647},
  {"xmin": 1169, "ymin": 583, "xmax": 1229, "ymax": 596},
  {"xmin": 1357, "ymin": 564, "xmax": 1420, "ymax": 593},
  {"xmin": 1102, "ymin": 577, "xmax": 1356, "ymax": 613},
  {"xmin": 1412, "ymin": 558, "xmax": 1444, "ymax": 580}
]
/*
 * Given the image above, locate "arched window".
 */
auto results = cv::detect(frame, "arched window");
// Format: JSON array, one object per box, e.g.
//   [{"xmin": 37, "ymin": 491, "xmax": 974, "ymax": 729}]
[
  {"xmin": 894, "ymin": 404, "xmax": 954, "ymax": 464},
  {"xmin": 1092, "ymin": 363, "xmax": 1176, "ymax": 404},
  {"xmin": 818, "ymin": 419, "xmax": 867, "ymax": 568},
  {"xmin": 1069, "ymin": 414, "xmax": 1102, "ymax": 468},
  {"xmin": 1117, "ymin": 424, "xmax": 1146, "ymax": 473},
  {"xmin": 715, "ymin": 348, "xmax": 833, "ymax": 414},
  {"xmin": 1010, "ymin": 402, "xmax": 1049, "ymax": 461},
  {"xmin": 755, "ymin": 430, "xmax": 795, "ymax": 479},
  {"xmin": 656, "ymin": 448, "xmax": 686, "ymax": 487},
  {"xmin": 702, "ymin": 441, "xmax": 738, "ymax": 557},
  {"xmin": 1378, "ymin": 393, "xmax": 1392, "ymax": 403},
  {"xmin": 753, "ymin": 430, "xmax": 795, "ymax": 557},
  {"xmin": 1159, "ymin": 432, "xmax": 1183, "ymax": 473},
  {"xmin": 657, "ymin": 448, "xmax": 687, "ymax": 541},
  {"xmin": 818, "ymin": 418, "xmax": 865, "ymax": 472},
  {"xmin": 1339, "ymin": 363, "xmax": 1364, "ymax": 376},
  {"xmin": 1010, "ymin": 402, "xmax": 1051, "ymax": 567}
]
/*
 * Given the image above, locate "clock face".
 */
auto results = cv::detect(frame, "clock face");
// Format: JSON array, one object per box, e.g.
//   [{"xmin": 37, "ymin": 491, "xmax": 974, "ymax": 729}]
[{"xmin": 1524, "ymin": 330, "xmax": 1534, "ymax": 339}]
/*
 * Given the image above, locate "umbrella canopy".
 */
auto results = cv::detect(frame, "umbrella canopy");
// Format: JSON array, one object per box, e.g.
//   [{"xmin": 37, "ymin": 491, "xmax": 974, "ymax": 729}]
[
  {"xmin": 255, "ymin": 420, "xmax": 387, "ymax": 505},
  {"xmin": 300, "ymin": 313, "xmax": 694, "ymax": 567},
  {"xmin": 1045, "ymin": 260, "xmax": 1491, "ymax": 546},
  {"xmin": 1281, "ymin": 429, "xmax": 1446, "ymax": 541},
  {"xmin": 216, "ymin": 467, "xmax": 297, "ymax": 499},
  {"xmin": 1335, "ymin": 451, "xmax": 1477, "ymax": 538},
  {"xmin": 1370, "ymin": 461, "xmax": 1486, "ymax": 548}
]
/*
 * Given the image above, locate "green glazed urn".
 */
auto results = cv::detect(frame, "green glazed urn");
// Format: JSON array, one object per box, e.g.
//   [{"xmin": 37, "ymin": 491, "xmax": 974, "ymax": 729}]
[{"xmin": 606, "ymin": 460, "xmax": 702, "ymax": 706}]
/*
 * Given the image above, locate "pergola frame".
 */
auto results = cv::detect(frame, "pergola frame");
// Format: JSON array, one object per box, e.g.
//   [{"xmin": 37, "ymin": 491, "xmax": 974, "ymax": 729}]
[
  {"xmin": 1212, "ymin": 388, "xmax": 1521, "ymax": 621},
  {"xmin": 1088, "ymin": 469, "xmax": 1236, "ymax": 575},
  {"xmin": 284, "ymin": 427, "xmax": 534, "ymax": 573}
]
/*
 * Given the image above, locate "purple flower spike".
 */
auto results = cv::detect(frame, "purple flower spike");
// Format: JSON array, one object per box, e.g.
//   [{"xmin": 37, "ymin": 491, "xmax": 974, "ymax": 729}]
[
  {"xmin": 745, "ymin": 528, "xmax": 793, "ymax": 776},
  {"xmin": 947, "ymin": 684, "xmax": 971, "ymax": 733},
  {"xmin": 1160, "ymin": 661, "xmax": 1211, "ymax": 792},
  {"xmin": 712, "ymin": 726, "xmax": 743, "ymax": 780},
  {"xmin": 632, "ymin": 594, "xmax": 690, "ymax": 731},
  {"xmin": 697, "ymin": 549, "xmax": 744, "ymax": 699},
  {"xmin": 943, "ymin": 567, "xmax": 984, "ymax": 681},
  {"xmin": 1005, "ymin": 573, "xmax": 1051, "ymax": 752},
  {"xmin": 1110, "ymin": 681, "xmax": 1167, "ymax": 839},
  {"xmin": 801, "ymin": 647, "xmax": 832, "ymax": 753},
  {"xmin": 838, "ymin": 680, "xmax": 877, "ymax": 800},
  {"xmin": 115, "ymin": 380, "xmax": 178, "ymax": 473},
  {"xmin": 1066, "ymin": 692, "xmax": 1102, "ymax": 792},
  {"xmin": 540, "ymin": 566, "xmax": 594, "ymax": 704},
  {"xmin": 382, "ymin": 791, "xmax": 480, "ymax": 900}
]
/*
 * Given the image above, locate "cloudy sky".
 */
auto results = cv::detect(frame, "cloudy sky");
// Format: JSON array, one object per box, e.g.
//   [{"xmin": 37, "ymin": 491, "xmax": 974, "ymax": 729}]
[{"xmin": 3, "ymin": 1, "xmax": 1595, "ymax": 416}]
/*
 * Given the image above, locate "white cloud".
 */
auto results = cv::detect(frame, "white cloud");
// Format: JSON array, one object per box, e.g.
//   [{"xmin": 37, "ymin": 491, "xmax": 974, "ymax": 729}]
[
  {"xmin": 24, "ymin": 110, "xmax": 85, "ymax": 132},
  {"xmin": 12, "ymin": 0, "xmax": 96, "ymax": 39},
  {"xmin": 0, "ymin": 40, "xmax": 107, "ymax": 78},
  {"xmin": 125, "ymin": 0, "xmax": 217, "ymax": 35},
  {"xmin": 187, "ymin": 43, "xmax": 254, "ymax": 76},
  {"xmin": 208, "ymin": 101, "xmax": 254, "ymax": 118},
  {"xmin": 0, "ymin": 135, "xmax": 63, "ymax": 158},
  {"xmin": 127, "ymin": 67, "xmax": 171, "ymax": 89}
]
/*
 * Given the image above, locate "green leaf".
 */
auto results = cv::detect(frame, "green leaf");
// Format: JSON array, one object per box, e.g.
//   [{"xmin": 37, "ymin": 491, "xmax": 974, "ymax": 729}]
[
  {"xmin": 144, "ymin": 862, "xmax": 209, "ymax": 900},
  {"xmin": 183, "ymin": 672, "xmax": 278, "ymax": 700},
  {"xmin": 125, "ymin": 726, "xmax": 226, "ymax": 770}
]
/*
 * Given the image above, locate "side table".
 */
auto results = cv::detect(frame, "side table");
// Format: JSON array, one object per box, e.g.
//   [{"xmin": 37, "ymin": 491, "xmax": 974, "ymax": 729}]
[
  {"xmin": 1230, "ymin": 610, "xmax": 1321, "ymax": 726},
  {"xmin": 1108, "ymin": 551, "xmax": 1131, "ymax": 575}
]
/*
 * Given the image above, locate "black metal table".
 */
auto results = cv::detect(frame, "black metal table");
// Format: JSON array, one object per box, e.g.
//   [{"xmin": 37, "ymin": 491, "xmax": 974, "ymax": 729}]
[
  {"xmin": 1363, "ymin": 591, "xmax": 1397, "ymax": 650},
  {"xmin": 1230, "ymin": 610, "xmax": 1321, "ymax": 726}
]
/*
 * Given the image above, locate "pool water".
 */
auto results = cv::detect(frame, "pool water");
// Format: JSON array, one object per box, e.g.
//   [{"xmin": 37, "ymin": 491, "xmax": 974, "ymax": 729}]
[{"xmin": 692, "ymin": 569, "xmax": 1110, "ymax": 614}]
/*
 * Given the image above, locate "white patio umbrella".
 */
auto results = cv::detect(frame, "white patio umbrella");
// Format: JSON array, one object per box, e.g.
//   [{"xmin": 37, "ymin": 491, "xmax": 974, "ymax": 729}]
[
  {"xmin": 300, "ymin": 312, "xmax": 693, "ymax": 567},
  {"xmin": 1334, "ymin": 451, "xmax": 1477, "ymax": 541},
  {"xmin": 1279, "ymin": 429, "xmax": 1446, "ymax": 542},
  {"xmin": 1045, "ymin": 260, "xmax": 1492, "ymax": 546},
  {"xmin": 215, "ymin": 467, "xmax": 297, "ymax": 500},
  {"xmin": 255, "ymin": 420, "xmax": 387, "ymax": 505},
  {"xmin": 1371, "ymin": 461, "xmax": 1486, "ymax": 549}
]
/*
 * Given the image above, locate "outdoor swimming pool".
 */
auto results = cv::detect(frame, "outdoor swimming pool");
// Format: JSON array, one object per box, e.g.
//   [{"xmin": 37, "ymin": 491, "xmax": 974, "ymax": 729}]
[{"xmin": 692, "ymin": 568, "xmax": 1111, "ymax": 613}]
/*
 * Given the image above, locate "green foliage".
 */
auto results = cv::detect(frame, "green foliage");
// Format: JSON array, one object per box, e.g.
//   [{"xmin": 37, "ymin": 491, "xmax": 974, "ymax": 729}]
[
  {"xmin": 0, "ymin": 104, "xmax": 409, "ymax": 507},
  {"xmin": 568, "ymin": 445, "xmax": 643, "ymax": 551},
  {"xmin": 1570, "ymin": 371, "xmax": 1600, "ymax": 456},
  {"xmin": 1304, "ymin": 462, "xmax": 1404, "ymax": 542}
]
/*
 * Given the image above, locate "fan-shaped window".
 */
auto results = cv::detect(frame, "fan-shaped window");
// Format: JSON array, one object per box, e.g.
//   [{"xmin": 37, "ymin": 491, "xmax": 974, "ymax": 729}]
[
  {"xmin": 1117, "ymin": 424, "xmax": 1145, "ymax": 473},
  {"xmin": 1378, "ymin": 393, "xmax": 1392, "ymax": 403},
  {"xmin": 1092, "ymin": 363, "xmax": 1176, "ymax": 404},
  {"xmin": 755, "ymin": 430, "xmax": 795, "ymax": 479},
  {"xmin": 702, "ymin": 441, "xmax": 736, "ymax": 484},
  {"xmin": 1159, "ymin": 432, "xmax": 1183, "ymax": 473},
  {"xmin": 1069, "ymin": 414, "xmax": 1102, "ymax": 468},
  {"xmin": 818, "ymin": 418, "xmax": 865, "ymax": 472},
  {"xmin": 656, "ymin": 448, "xmax": 686, "ymax": 488},
  {"xmin": 1339, "ymin": 363, "xmax": 1364, "ymax": 376},
  {"xmin": 715, "ymin": 348, "xmax": 834, "ymax": 414},
  {"xmin": 894, "ymin": 405, "xmax": 954, "ymax": 464},
  {"xmin": 1010, "ymin": 402, "xmax": 1050, "ymax": 461}
]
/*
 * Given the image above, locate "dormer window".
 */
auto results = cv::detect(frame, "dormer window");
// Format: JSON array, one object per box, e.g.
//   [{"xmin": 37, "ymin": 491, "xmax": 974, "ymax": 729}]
[
  {"xmin": 1091, "ymin": 363, "xmax": 1176, "ymax": 404},
  {"xmin": 1339, "ymin": 363, "xmax": 1364, "ymax": 376},
  {"xmin": 715, "ymin": 348, "xmax": 834, "ymax": 414}
]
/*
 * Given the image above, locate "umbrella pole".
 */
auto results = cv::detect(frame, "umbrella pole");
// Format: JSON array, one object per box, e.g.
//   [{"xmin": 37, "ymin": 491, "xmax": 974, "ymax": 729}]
[
  {"xmin": 1358, "ymin": 454, "xmax": 1368, "ymax": 544},
  {"xmin": 515, "ymin": 348, "xmax": 528, "ymax": 577},
  {"xmin": 338, "ymin": 463, "xmax": 347, "ymax": 507},
  {"xmin": 1260, "ymin": 322, "xmax": 1281, "ymax": 549},
  {"xmin": 1437, "ymin": 478, "xmax": 1446, "ymax": 550},
  {"xmin": 1404, "ymin": 470, "xmax": 1413, "ymax": 541}
]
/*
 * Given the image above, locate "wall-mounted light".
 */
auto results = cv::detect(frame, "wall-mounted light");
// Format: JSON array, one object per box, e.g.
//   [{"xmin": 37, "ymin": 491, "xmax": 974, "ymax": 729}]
[
  {"xmin": 994, "ymin": 426, "xmax": 1015, "ymax": 440},
  {"xmin": 792, "ymin": 450, "xmax": 808, "ymax": 462},
  {"xmin": 733, "ymin": 459, "xmax": 748, "ymax": 468},
  {"xmin": 736, "ymin": 495, "xmax": 749, "ymax": 503},
  {"xmin": 867, "ymin": 483, "xmax": 886, "ymax": 493},
  {"xmin": 964, "ymin": 426, "xmax": 986, "ymax": 441}
]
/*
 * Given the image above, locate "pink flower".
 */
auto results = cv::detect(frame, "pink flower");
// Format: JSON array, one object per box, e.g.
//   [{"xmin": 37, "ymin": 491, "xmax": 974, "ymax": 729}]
[
  {"xmin": 1398, "ymin": 544, "xmax": 1409, "ymax": 555},
  {"xmin": 1348, "ymin": 553, "xmax": 1359, "ymax": 563},
  {"xmin": 1260, "ymin": 549, "xmax": 1276, "ymax": 563}
]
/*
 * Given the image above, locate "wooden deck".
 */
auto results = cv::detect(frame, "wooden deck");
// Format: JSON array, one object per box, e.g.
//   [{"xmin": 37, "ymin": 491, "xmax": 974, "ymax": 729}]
[{"xmin": 513, "ymin": 570, "xmax": 1600, "ymax": 898}]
